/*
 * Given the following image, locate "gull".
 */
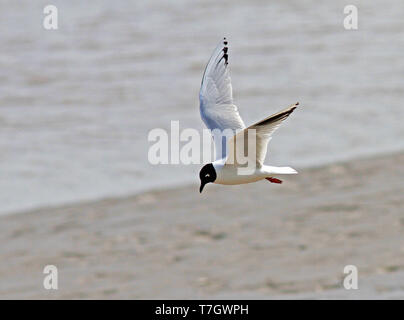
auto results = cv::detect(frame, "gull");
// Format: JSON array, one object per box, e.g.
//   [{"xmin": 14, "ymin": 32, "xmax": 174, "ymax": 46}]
[{"xmin": 198, "ymin": 38, "xmax": 299, "ymax": 193}]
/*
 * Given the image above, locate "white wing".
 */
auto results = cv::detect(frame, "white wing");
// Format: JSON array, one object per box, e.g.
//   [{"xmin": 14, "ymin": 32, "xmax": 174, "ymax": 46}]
[
  {"xmin": 199, "ymin": 38, "xmax": 245, "ymax": 159},
  {"xmin": 226, "ymin": 103, "xmax": 298, "ymax": 167}
]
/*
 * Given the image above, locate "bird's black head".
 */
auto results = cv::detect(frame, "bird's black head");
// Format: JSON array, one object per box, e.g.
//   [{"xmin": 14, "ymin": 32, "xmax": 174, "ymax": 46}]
[{"xmin": 199, "ymin": 163, "xmax": 217, "ymax": 193}]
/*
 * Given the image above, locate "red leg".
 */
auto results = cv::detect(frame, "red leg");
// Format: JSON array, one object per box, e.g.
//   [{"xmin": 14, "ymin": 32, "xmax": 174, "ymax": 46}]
[{"xmin": 266, "ymin": 177, "xmax": 282, "ymax": 184}]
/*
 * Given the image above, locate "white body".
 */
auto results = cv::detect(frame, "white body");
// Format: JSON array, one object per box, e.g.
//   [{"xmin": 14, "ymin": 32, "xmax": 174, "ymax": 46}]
[{"xmin": 213, "ymin": 160, "xmax": 297, "ymax": 185}]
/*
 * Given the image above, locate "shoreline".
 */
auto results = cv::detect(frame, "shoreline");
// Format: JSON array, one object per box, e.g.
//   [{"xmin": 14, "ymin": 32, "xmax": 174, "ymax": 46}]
[
  {"xmin": 1, "ymin": 151, "xmax": 404, "ymax": 299},
  {"xmin": 3, "ymin": 148, "xmax": 404, "ymax": 218}
]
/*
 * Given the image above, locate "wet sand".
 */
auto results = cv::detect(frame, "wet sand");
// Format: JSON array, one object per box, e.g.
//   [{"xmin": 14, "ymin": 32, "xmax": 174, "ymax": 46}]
[{"xmin": 0, "ymin": 152, "xmax": 404, "ymax": 299}]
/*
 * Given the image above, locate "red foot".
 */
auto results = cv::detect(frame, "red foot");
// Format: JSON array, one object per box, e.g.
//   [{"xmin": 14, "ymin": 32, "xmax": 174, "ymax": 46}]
[{"xmin": 266, "ymin": 177, "xmax": 282, "ymax": 184}]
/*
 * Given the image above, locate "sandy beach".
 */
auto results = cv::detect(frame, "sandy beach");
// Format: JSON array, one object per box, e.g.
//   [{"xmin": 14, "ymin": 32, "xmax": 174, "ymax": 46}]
[
  {"xmin": 1, "ymin": 0, "xmax": 404, "ymax": 301},
  {"xmin": 0, "ymin": 152, "xmax": 403, "ymax": 299}
]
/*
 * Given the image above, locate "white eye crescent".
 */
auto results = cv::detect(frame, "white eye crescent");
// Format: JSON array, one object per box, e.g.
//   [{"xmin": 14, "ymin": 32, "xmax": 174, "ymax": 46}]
[{"xmin": 206, "ymin": 174, "xmax": 210, "ymax": 178}]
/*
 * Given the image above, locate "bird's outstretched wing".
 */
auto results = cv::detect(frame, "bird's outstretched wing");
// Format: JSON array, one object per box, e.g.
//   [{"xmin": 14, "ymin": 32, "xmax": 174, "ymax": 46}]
[
  {"xmin": 199, "ymin": 38, "xmax": 245, "ymax": 159},
  {"xmin": 226, "ymin": 103, "xmax": 299, "ymax": 167}
]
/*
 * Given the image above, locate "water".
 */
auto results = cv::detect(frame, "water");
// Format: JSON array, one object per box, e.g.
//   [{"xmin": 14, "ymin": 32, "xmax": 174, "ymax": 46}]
[{"xmin": 1, "ymin": 0, "xmax": 404, "ymax": 214}]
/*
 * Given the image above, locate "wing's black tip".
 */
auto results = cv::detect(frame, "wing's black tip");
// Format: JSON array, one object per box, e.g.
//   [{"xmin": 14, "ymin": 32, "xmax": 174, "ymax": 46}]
[
  {"xmin": 256, "ymin": 103, "xmax": 299, "ymax": 126},
  {"xmin": 223, "ymin": 53, "xmax": 228, "ymax": 64},
  {"xmin": 216, "ymin": 38, "xmax": 229, "ymax": 66},
  {"xmin": 223, "ymin": 39, "xmax": 228, "ymax": 64}
]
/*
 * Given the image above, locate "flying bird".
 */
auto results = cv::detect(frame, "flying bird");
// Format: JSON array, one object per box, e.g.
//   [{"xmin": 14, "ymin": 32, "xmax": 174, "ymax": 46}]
[{"xmin": 199, "ymin": 38, "xmax": 299, "ymax": 193}]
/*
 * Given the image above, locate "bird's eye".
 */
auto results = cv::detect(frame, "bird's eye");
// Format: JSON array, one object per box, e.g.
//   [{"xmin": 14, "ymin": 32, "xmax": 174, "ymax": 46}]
[{"xmin": 205, "ymin": 174, "xmax": 210, "ymax": 178}]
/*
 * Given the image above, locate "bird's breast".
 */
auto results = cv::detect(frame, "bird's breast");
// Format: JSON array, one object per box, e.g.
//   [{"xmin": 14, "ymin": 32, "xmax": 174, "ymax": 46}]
[{"xmin": 214, "ymin": 165, "xmax": 265, "ymax": 185}]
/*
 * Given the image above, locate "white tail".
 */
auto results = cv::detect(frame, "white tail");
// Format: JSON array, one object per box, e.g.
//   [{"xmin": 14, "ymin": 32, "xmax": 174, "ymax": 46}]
[{"xmin": 269, "ymin": 166, "xmax": 298, "ymax": 175}]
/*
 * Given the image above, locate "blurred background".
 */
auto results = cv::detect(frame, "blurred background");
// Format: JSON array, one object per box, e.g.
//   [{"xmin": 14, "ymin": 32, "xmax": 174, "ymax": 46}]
[
  {"xmin": 1, "ymin": 0, "xmax": 403, "ymax": 215},
  {"xmin": 0, "ymin": 0, "xmax": 404, "ymax": 300}
]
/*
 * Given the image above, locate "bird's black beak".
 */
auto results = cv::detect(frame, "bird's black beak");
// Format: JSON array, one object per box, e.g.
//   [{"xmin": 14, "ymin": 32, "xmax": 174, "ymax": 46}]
[{"xmin": 199, "ymin": 182, "xmax": 206, "ymax": 193}]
